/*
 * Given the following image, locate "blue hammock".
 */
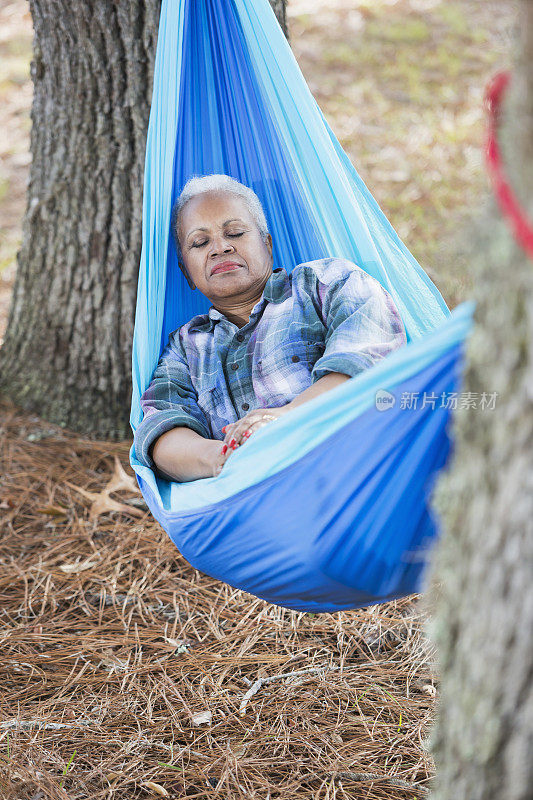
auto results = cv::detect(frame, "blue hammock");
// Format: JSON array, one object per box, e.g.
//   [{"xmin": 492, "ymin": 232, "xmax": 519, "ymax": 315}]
[{"xmin": 130, "ymin": 0, "xmax": 475, "ymax": 613}]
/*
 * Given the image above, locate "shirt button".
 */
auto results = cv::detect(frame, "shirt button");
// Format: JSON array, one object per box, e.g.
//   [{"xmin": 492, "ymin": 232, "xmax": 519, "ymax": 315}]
[
  {"xmin": 236, "ymin": 333, "xmax": 244, "ymax": 342},
  {"xmin": 242, "ymin": 402, "xmax": 249, "ymax": 411},
  {"xmin": 231, "ymin": 363, "xmax": 239, "ymax": 370},
  {"xmin": 292, "ymin": 355, "xmax": 300, "ymax": 363}
]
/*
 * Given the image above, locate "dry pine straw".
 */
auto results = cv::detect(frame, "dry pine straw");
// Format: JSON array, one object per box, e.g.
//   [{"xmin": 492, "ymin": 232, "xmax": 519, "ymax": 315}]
[{"xmin": 0, "ymin": 399, "xmax": 439, "ymax": 800}]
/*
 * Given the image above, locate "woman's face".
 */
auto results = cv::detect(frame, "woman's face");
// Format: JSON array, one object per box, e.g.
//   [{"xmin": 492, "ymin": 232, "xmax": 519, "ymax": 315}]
[{"xmin": 177, "ymin": 191, "xmax": 273, "ymax": 304}]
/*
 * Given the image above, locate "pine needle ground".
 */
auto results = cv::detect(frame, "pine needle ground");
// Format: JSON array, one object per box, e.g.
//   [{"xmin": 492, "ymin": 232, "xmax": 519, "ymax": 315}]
[{"xmin": 1, "ymin": 399, "xmax": 439, "ymax": 799}]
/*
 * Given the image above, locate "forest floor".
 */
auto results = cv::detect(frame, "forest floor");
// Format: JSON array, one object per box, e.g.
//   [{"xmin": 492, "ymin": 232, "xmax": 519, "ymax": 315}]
[{"xmin": 0, "ymin": 0, "xmax": 518, "ymax": 798}]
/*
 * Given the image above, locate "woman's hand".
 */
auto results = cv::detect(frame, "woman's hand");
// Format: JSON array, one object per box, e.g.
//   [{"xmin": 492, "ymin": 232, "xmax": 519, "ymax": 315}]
[
  {"xmin": 223, "ymin": 406, "xmax": 288, "ymax": 449},
  {"xmin": 213, "ymin": 406, "xmax": 289, "ymax": 475}
]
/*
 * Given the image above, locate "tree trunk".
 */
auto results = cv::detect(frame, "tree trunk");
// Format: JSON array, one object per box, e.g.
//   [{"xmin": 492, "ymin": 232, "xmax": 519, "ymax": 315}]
[
  {"xmin": 0, "ymin": 0, "xmax": 288, "ymax": 439},
  {"xmin": 426, "ymin": 3, "xmax": 533, "ymax": 798}
]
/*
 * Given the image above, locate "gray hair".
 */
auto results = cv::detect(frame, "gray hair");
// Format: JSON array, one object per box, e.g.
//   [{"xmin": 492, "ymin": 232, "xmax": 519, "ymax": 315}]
[{"xmin": 171, "ymin": 174, "xmax": 270, "ymax": 261}]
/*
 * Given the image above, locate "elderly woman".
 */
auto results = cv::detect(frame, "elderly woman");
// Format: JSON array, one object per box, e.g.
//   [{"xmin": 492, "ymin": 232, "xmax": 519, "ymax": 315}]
[{"xmin": 134, "ymin": 174, "xmax": 407, "ymax": 482}]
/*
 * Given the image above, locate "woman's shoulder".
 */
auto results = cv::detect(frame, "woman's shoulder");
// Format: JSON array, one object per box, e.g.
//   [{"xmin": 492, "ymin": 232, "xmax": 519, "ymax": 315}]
[
  {"xmin": 162, "ymin": 313, "xmax": 210, "ymax": 355},
  {"xmin": 291, "ymin": 257, "xmax": 363, "ymax": 287},
  {"xmin": 180, "ymin": 313, "xmax": 212, "ymax": 335}
]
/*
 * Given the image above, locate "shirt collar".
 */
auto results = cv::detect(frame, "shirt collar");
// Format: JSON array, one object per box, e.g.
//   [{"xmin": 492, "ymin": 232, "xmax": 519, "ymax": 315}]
[
  {"xmin": 189, "ymin": 268, "xmax": 292, "ymax": 333},
  {"xmin": 263, "ymin": 267, "xmax": 292, "ymax": 304}
]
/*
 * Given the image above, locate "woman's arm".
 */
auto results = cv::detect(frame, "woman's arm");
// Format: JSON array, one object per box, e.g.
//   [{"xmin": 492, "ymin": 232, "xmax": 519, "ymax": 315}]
[
  {"xmin": 133, "ymin": 328, "xmax": 215, "ymax": 476},
  {"xmin": 151, "ymin": 427, "xmax": 224, "ymax": 482},
  {"xmin": 283, "ymin": 371, "xmax": 351, "ymax": 410}
]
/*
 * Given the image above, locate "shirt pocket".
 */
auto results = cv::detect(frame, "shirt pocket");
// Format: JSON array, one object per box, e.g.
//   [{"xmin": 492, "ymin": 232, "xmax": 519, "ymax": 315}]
[
  {"xmin": 259, "ymin": 339, "xmax": 325, "ymax": 374},
  {"xmin": 256, "ymin": 339, "xmax": 326, "ymax": 403}
]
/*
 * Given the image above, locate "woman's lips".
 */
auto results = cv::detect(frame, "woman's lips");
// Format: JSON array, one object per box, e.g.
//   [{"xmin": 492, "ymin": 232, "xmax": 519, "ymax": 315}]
[{"xmin": 211, "ymin": 263, "xmax": 242, "ymax": 274}]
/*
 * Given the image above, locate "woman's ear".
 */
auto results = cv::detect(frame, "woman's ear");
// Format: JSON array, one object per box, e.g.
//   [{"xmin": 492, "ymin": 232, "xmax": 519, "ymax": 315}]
[
  {"xmin": 265, "ymin": 232, "xmax": 273, "ymax": 260},
  {"xmin": 178, "ymin": 261, "xmax": 197, "ymax": 291}
]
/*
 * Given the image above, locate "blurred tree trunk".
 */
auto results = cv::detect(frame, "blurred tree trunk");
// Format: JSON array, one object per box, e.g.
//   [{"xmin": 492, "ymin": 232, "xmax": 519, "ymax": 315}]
[
  {"xmin": 0, "ymin": 0, "xmax": 288, "ymax": 439},
  {"xmin": 426, "ymin": 2, "xmax": 533, "ymax": 798}
]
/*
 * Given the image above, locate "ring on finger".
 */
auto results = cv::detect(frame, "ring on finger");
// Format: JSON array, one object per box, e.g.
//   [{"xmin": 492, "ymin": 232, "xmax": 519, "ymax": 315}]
[{"xmin": 245, "ymin": 418, "xmax": 270, "ymax": 435}]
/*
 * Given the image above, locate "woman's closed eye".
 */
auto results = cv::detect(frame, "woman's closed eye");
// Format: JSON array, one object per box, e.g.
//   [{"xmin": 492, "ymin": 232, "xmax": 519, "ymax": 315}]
[{"xmin": 191, "ymin": 231, "xmax": 245, "ymax": 248}]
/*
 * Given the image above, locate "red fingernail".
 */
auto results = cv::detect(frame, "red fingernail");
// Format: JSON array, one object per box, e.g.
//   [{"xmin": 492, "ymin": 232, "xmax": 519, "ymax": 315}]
[
  {"xmin": 243, "ymin": 431, "xmax": 251, "ymax": 439},
  {"xmin": 221, "ymin": 445, "xmax": 227, "ymax": 455},
  {"xmin": 222, "ymin": 426, "xmax": 227, "ymax": 432},
  {"xmin": 229, "ymin": 438, "xmax": 236, "ymax": 447}
]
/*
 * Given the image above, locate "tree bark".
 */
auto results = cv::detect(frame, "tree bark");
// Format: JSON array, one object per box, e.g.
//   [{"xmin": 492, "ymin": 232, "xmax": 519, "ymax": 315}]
[
  {"xmin": 426, "ymin": 2, "xmax": 533, "ymax": 798},
  {"xmin": 0, "ymin": 0, "xmax": 288, "ymax": 439}
]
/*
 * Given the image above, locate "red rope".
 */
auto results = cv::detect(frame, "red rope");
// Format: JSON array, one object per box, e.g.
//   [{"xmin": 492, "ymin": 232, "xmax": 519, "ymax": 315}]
[{"xmin": 484, "ymin": 70, "xmax": 533, "ymax": 260}]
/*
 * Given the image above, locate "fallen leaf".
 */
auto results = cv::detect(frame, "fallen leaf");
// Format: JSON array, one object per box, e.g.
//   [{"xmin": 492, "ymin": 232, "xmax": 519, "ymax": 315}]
[
  {"xmin": 65, "ymin": 482, "xmax": 143, "ymax": 519},
  {"xmin": 141, "ymin": 781, "xmax": 170, "ymax": 797},
  {"xmin": 63, "ymin": 456, "xmax": 142, "ymax": 518},
  {"xmin": 59, "ymin": 556, "xmax": 101, "ymax": 573},
  {"xmin": 106, "ymin": 456, "xmax": 141, "ymax": 495},
  {"xmin": 191, "ymin": 710, "xmax": 212, "ymax": 726},
  {"xmin": 164, "ymin": 637, "xmax": 189, "ymax": 650}
]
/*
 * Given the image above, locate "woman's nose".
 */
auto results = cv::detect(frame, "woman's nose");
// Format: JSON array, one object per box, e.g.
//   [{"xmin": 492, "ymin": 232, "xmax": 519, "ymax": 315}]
[{"xmin": 209, "ymin": 237, "xmax": 235, "ymax": 257}]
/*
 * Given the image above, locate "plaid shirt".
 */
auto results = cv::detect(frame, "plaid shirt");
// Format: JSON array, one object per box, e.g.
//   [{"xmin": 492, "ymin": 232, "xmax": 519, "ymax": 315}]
[{"xmin": 134, "ymin": 258, "xmax": 406, "ymax": 468}]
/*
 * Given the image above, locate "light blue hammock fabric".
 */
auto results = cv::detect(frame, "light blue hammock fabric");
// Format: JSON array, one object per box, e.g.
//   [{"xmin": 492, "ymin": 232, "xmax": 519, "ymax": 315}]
[{"xmin": 130, "ymin": 0, "xmax": 475, "ymax": 612}]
